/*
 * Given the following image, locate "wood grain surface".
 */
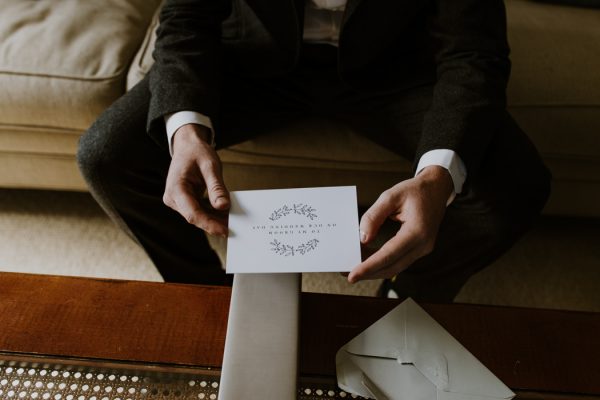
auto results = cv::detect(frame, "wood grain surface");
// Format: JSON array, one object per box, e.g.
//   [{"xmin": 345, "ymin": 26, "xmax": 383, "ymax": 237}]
[
  {"xmin": 0, "ymin": 272, "xmax": 230, "ymax": 368},
  {"xmin": 1, "ymin": 272, "xmax": 599, "ymax": 398}
]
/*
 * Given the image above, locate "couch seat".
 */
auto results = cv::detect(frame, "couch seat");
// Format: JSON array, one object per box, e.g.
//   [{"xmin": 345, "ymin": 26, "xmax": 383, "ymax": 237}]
[{"xmin": 0, "ymin": 0, "xmax": 160, "ymax": 189}]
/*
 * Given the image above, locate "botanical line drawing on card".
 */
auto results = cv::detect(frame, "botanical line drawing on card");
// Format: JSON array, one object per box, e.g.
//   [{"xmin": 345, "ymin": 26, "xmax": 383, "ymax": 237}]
[
  {"xmin": 269, "ymin": 203, "xmax": 317, "ymax": 221},
  {"xmin": 270, "ymin": 239, "xmax": 320, "ymax": 257}
]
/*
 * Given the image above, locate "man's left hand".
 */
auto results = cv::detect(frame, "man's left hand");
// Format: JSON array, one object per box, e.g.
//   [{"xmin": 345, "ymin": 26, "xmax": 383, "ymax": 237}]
[{"xmin": 348, "ymin": 165, "xmax": 454, "ymax": 283}]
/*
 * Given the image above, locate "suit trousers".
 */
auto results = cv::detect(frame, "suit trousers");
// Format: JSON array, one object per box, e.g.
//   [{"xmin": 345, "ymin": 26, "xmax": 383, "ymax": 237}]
[{"xmin": 77, "ymin": 44, "xmax": 551, "ymax": 302}]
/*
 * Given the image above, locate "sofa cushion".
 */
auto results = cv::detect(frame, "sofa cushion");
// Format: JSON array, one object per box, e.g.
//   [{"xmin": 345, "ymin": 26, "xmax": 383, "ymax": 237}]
[
  {"xmin": 217, "ymin": 118, "xmax": 412, "ymax": 206},
  {"xmin": 506, "ymin": 0, "xmax": 600, "ymax": 161},
  {"xmin": 504, "ymin": 0, "xmax": 600, "ymax": 216},
  {"xmin": 535, "ymin": 0, "xmax": 600, "ymax": 7},
  {"xmin": 507, "ymin": 1, "xmax": 600, "ymax": 108},
  {"xmin": 127, "ymin": 1, "xmax": 163, "ymax": 91},
  {"xmin": 0, "ymin": 0, "xmax": 161, "ymax": 132}
]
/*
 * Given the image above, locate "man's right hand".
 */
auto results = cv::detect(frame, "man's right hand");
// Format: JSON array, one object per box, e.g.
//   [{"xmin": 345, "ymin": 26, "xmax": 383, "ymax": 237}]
[{"xmin": 163, "ymin": 124, "xmax": 229, "ymax": 237}]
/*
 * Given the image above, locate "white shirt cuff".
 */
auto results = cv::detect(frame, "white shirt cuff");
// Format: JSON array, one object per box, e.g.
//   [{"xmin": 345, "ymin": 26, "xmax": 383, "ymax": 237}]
[
  {"xmin": 164, "ymin": 111, "xmax": 215, "ymax": 156},
  {"xmin": 415, "ymin": 149, "xmax": 467, "ymax": 205}
]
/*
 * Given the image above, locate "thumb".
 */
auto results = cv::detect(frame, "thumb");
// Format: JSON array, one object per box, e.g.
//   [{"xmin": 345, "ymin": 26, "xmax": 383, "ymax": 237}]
[
  {"xmin": 360, "ymin": 191, "xmax": 398, "ymax": 244},
  {"xmin": 199, "ymin": 155, "xmax": 230, "ymax": 210}
]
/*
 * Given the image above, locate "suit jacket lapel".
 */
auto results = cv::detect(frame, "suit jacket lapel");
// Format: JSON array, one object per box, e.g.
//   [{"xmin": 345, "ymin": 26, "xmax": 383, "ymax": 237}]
[
  {"xmin": 244, "ymin": 0, "xmax": 362, "ymax": 52},
  {"xmin": 341, "ymin": 0, "xmax": 362, "ymax": 28},
  {"xmin": 246, "ymin": 0, "xmax": 301, "ymax": 55}
]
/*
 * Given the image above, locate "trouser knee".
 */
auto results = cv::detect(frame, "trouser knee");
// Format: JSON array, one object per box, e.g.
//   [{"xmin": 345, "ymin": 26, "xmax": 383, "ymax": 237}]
[
  {"xmin": 77, "ymin": 126, "xmax": 107, "ymax": 190},
  {"xmin": 77, "ymin": 122, "xmax": 131, "ymax": 198},
  {"xmin": 76, "ymin": 122, "xmax": 152, "ymax": 242}
]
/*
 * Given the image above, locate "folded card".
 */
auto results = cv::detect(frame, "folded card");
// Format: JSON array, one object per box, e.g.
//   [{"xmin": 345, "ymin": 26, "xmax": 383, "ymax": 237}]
[{"xmin": 226, "ymin": 186, "xmax": 361, "ymax": 273}]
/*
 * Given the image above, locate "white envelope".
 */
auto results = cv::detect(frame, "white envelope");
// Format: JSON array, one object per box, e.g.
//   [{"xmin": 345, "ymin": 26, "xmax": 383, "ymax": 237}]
[{"xmin": 336, "ymin": 298, "xmax": 515, "ymax": 400}]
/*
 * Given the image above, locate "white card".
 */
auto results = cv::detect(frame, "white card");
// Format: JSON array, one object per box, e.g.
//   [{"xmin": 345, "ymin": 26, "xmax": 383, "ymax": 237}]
[{"xmin": 226, "ymin": 186, "xmax": 361, "ymax": 273}]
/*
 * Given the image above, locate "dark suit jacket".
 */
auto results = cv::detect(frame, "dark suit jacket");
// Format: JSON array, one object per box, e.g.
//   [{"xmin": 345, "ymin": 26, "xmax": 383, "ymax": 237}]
[{"xmin": 147, "ymin": 0, "xmax": 511, "ymax": 176}]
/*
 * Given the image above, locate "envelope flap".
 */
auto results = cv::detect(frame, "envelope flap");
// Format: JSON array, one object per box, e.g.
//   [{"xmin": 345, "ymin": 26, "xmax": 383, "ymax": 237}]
[
  {"xmin": 336, "ymin": 348, "xmax": 439, "ymax": 400},
  {"xmin": 344, "ymin": 299, "xmax": 515, "ymax": 399},
  {"xmin": 406, "ymin": 299, "xmax": 514, "ymax": 399},
  {"xmin": 345, "ymin": 298, "xmax": 409, "ymax": 360},
  {"xmin": 336, "ymin": 348, "xmax": 374, "ymax": 399}
]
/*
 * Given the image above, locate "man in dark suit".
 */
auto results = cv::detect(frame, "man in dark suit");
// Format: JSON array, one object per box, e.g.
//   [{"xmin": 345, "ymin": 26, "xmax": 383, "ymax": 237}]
[{"xmin": 78, "ymin": 0, "xmax": 551, "ymax": 301}]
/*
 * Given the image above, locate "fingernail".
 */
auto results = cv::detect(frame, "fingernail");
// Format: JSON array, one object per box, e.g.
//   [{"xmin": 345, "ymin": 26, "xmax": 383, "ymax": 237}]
[
  {"xmin": 360, "ymin": 230, "xmax": 367, "ymax": 243},
  {"xmin": 215, "ymin": 197, "xmax": 226, "ymax": 207}
]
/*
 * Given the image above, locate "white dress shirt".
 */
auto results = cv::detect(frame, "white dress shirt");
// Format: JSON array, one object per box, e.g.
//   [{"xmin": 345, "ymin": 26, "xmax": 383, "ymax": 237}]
[
  {"xmin": 303, "ymin": 0, "xmax": 345, "ymax": 44},
  {"xmin": 165, "ymin": 0, "xmax": 467, "ymax": 202}
]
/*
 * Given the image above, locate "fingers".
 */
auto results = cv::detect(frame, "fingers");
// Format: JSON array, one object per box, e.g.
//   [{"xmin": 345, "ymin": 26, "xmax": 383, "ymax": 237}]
[
  {"xmin": 359, "ymin": 190, "xmax": 400, "ymax": 245},
  {"xmin": 350, "ymin": 174, "xmax": 450, "ymax": 284},
  {"xmin": 360, "ymin": 244, "xmax": 377, "ymax": 261},
  {"xmin": 348, "ymin": 223, "xmax": 434, "ymax": 283},
  {"xmin": 164, "ymin": 180, "xmax": 228, "ymax": 237},
  {"xmin": 340, "ymin": 245, "xmax": 374, "ymax": 279},
  {"xmin": 348, "ymin": 227, "xmax": 417, "ymax": 283},
  {"xmin": 198, "ymin": 156, "xmax": 230, "ymax": 210},
  {"xmin": 163, "ymin": 127, "xmax": 230, "ymax": 236},
  {"xmin": 352, "ymin": 246, "xmax": 422, "ymax": 281}
]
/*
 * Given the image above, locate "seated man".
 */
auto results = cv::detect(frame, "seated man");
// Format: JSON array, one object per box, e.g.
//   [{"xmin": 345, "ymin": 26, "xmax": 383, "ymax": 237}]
[{"xmin": 77, "ymin": 0, "xmax": 551, "ymax": 302}]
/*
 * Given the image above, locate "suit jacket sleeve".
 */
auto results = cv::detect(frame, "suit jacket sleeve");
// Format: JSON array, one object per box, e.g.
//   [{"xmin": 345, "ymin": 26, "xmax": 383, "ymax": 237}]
[
  {"xmin": 417, "ymin": 0, "xmax": 511, "ymax": 180},
  {"xmin": 146, "ymin": 0, "xmax": 231, "ymax": 149}
]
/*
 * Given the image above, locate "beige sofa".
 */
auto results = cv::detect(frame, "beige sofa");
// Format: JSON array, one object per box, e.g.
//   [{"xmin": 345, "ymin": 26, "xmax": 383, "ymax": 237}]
[{"xmin": 1, "ymin": 0, "xmax": 599, "ymax": 216}]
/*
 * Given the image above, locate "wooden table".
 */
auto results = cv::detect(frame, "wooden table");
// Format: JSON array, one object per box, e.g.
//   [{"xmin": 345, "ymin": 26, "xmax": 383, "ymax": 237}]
[{"xmin": 0, "ymin": 272, "xmax": 599, "ymax": 399}]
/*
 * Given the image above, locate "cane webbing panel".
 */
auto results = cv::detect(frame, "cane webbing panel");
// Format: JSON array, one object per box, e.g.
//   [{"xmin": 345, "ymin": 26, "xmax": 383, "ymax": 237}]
[
  {"xmin": 0, "ymin": 360, "xmax": 219, "ymax": 400},
  {"xmin": 0, "ymin": 359, "xmax": 367, "ymax": 400}
]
